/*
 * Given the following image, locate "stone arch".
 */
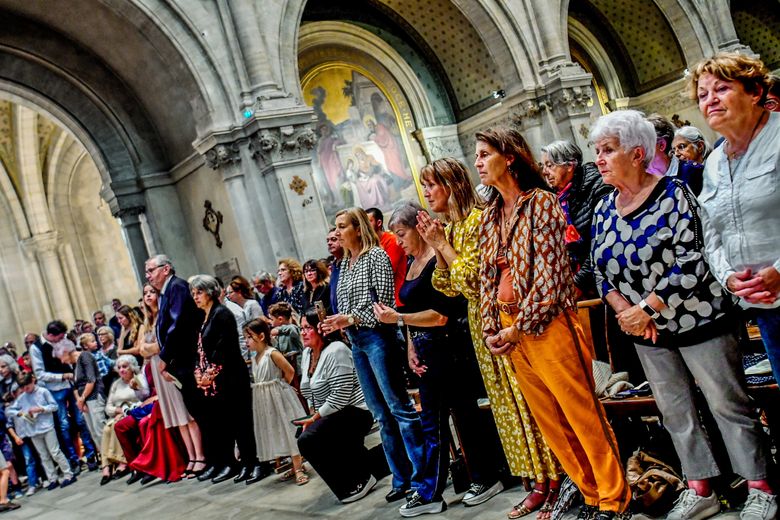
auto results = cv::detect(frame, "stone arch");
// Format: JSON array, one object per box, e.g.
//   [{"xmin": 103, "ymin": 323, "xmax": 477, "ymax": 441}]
[
  {"xmin": 281, "ymin": 0, "xmax": 535, "ymax": 120},
  {"xmin": 298, "ymin": 22, "xmax": 444, "ymax": 129},
  {"xmin": 731, "ymin": 0, "xmax": 780, "ymax": 70},
  {"xmin": 567, "ymin": 0, "xmax": 688, "ymax": 96}
]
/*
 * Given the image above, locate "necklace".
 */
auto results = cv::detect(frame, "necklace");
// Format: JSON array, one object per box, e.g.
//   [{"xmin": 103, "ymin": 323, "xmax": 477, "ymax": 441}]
[{"xmin": 726, "ymin": 111, "xmax": 767, "ymax": 160}]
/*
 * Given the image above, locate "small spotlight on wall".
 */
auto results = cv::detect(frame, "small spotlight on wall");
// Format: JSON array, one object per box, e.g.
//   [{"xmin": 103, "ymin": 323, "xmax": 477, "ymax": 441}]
[
  {"xmin": 243, "ymin": 109, "xmax": 253, "ymax": 119},
  {"xmin": 492, "ymin": 89, "xmax": 506, "ymax": 99}
]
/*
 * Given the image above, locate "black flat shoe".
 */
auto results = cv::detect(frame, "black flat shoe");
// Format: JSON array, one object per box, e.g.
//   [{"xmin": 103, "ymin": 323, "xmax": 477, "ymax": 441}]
[
  {"xmin": 233, "ymin": 466, "xmax": 252, "ymax": 483},
  {"xmin": 386, "ymin": 487, "xmax": 412, "ymax": 503},
  {"xmin": 211, "ymin": 466, "xmax": 238, "ymax": 484},
  {"xmin": 140, "ymin": 474, "xmax": 156, "ymax": 485},
  {"xmin": 126, "ymin": 471, "xmax": 143, "ymax": 485},
  {"xmin": 246, "ymin": 464, "xmax": 270, "ymax": 485},
  {"xmin": 196, "ymin": 466, "xmax": 217, "ymax": 482},
  {"xmin": 113, "ymin": 467, "xmax": 131, "ymax": 480},
  {"xmin": 100, "ymin": 474, "xmax": 112, "ymax": 486}
]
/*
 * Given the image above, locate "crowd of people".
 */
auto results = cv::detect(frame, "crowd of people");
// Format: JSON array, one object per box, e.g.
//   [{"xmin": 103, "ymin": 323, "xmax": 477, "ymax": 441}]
[{"xmin": 1, "ymin": 52, "xmax": 778, "ymax": 520}]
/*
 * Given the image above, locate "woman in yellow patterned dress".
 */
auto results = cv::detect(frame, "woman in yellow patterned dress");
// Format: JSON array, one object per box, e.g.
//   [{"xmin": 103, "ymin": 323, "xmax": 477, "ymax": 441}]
[{"xmin": 416, "ymin": 157, "xmax": 561, "ymax": 519}]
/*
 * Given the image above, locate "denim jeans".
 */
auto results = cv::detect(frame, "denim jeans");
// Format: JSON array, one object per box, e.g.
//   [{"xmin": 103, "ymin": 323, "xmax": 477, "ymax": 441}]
[
  {"xmin": 756, "ymin": 307, "xmax": 780, "ymax": 383},
  {"xmin": 411, "ymin": 330, "xmax": 449, "ymax": 501},
  {"xmin": 20, "ymin": 440, "xmax": 39, "ymax": 487},
  {"xmin": 348, "ymin": 326, "xmax": 423, "ymax": 490},
  {"xmin": 49, "ymin": 387, "xmax": 96, "ymax": 463}
]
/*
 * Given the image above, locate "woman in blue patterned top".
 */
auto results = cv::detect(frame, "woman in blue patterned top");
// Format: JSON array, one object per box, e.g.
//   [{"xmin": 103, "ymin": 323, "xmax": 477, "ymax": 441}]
[
  {"xmin": 321, "ymin": 207, "xmax": 423, "ymax": 504},
  {"xmin": 590, "ymin": 110, "xmax": 775, "ymax": 520}
]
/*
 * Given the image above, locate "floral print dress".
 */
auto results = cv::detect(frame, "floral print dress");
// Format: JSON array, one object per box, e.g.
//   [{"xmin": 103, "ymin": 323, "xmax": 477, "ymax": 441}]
[{"xmin": 431, "ymin": 207, "xmax": 559, "ymax": 480}]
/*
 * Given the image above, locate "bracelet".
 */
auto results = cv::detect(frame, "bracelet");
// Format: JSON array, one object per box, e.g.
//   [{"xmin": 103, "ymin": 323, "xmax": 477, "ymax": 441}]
[{"xmin": 639, "ymin": 299, "xmax": 661, "ymax": 319}]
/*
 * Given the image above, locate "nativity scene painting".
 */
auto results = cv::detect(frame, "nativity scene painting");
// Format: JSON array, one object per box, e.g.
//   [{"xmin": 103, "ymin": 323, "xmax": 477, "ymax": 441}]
[{"xmin": 302, "ymin": 66, "xmax": 418, "ymax": 220}]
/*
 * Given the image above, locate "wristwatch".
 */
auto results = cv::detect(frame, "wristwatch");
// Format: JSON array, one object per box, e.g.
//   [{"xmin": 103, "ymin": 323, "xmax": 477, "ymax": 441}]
[
  {"xmin": 397, "ymin": 314, "xmax": 405, "ymax": 328},
  {"xmin": 346, "ymin": 315, "xmax": 356, "ymax": 326},
  {"xmin": 639, "ymin": 299, "xmax": 661, "ymax": 319}
]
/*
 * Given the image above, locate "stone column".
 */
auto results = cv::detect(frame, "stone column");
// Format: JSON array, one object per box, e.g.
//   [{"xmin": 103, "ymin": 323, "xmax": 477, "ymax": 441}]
[
  {"xmin": 249, "ymin": 122, "xmax": 330, "ymax": 261},
  {"xmin": 414, "ymin": 125, "xmax": 469, "ymax": 166},
  {"xmin": 204, "ymin": 142, "xmax": 276, "ymax": 271},
  {"xmin": 21, "ymin": 231, "xmax": 75, "ymax": 324},
  {"xmin": 116, "ymin": 207, "xmax": 150, "ymax": 288}
]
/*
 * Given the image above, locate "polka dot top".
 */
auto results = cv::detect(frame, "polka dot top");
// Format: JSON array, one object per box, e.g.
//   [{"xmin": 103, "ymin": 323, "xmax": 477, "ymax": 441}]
[{"xmin": 592, "ymin": 176, "xmax": 731, "ymax": 344}]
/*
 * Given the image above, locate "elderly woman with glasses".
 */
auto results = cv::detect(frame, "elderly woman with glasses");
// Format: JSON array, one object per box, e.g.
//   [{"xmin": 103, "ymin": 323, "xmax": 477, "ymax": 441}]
[
  {"xmin": 671, "ymin": 126, "xmax": 711, "ymax": 166},
  {"xmin": 540, "ymin": 140, "xmax": 612, "ymax": 298},
  {"xmin": 188, "ymin": 274, "xmax": 262, "ymax": 485},
  {"xmin": 590, "ymin": 108, "xmax": 775, "ymax": 520},
  {"xmin": 99, "ymin": 355, "xmax": 149, "ymax": 485}
]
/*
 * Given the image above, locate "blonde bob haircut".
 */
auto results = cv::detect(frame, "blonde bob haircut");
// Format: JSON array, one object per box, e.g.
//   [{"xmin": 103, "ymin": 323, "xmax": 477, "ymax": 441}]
[
  {"xmin": 419, "ymin": 158, "xmax": 484, "ymax": 223},
  {"xmin": 278, "ymin": 258, "xmax": 303, "ymax": 283},
  {"xmin": 687, "ymin": 52, "xmax": 770, "ymax": 101},
  {"xmin": 334, "ymin": 207, "xmax": 379, "ymax": 259}
]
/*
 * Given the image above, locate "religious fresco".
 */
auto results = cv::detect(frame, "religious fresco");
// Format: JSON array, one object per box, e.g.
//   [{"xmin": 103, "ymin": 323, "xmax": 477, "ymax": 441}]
[{"xmin": 302, "ymin": 65, "xmax": 419, "ymax": 222}]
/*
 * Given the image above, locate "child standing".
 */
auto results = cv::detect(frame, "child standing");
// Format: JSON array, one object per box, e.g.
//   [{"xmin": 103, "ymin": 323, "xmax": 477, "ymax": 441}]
[
  {"xmin": 243, "ymin": 318, "xmax": 309, "ymax": 485},
  {"xmin": 7, "ymin": 371, "xmax": 76, "ymax": 490}
]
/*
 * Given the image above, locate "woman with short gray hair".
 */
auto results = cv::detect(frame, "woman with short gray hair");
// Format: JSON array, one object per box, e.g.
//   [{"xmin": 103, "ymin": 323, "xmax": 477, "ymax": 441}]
[
  {"xmin": 188, "ymin": 274, "xmax": 262, "ymax": 485},
  {"xmin": 672, "ymin": 126, "xmax": 710, "ymax": 165},
  {"xmin": 590, "ymin": 109, "xmax": 773, "ymax": 520},
  {"xmin": 540, "ymin": 139, "xmax": 612, "ymax": 297}
]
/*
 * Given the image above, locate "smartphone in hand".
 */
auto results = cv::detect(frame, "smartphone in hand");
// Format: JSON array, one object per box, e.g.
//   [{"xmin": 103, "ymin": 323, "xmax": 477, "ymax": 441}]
[
  {"xmin": 314, "ymin": 300, "xmax": 326, "ymax": 322},
  {"xmin": 291, "ymin": 414, "xmax": 313, "ymax": 425},
  {"xmin": 368, "ymin": 287, "xmax": 379, "ymax": 304}
]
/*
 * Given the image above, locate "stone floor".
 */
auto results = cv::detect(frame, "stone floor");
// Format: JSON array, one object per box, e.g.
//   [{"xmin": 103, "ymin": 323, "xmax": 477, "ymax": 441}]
[{"xmin": 5, "ymin": 465, "xmax": 745, "ymax": 520}]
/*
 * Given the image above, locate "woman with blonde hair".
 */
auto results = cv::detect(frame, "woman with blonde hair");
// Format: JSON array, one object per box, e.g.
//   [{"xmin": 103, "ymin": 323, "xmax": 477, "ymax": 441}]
[
  {"xmin": 321, "ymin": 207, "xmax": 423, "ymax": 504},
  {"xmin": 277, "ymin": 258, "xmax": 306, "ymax": 315},
  {"xmin": 116, "ymin": 305, "xmax": 142, "ymax": 363},
  {"xmin": 418, "ymin": 157, "xmax": 559, "ymax": 517}
]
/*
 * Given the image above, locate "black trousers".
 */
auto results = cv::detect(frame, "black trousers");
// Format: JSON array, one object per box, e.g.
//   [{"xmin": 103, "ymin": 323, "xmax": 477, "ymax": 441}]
[
  {"xmin": 200, "ymin": 384, "xmax": 258, "ymax": 468},
  {"xmin": 298, "ymin": 406, "xmax": 374, "ymax": 500}
]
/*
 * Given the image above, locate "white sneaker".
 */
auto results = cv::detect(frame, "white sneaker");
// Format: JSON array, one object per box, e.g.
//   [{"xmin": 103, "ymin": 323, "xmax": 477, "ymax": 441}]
[
  {"xmin": 24, "ymin": 487, "xmax": 37, "ymax": 497},
  {"xmin": 341, "ymin": 474, "xmax": 377, "ymax": 504},
  {"xmin": 741, "ymin": 488, "xmax": 778, "ymax": 520},
  {"xmin": 462, "ymin": 480, "xmax": 504, "ymax": 506},
  {"xmin": 746, "ymin": 359, "xmax": 773, "ymax": 376},
  {"xmin": 667, "ymin": 489, "xmax": 720, "ymax": 520},
  {"xmin": 399, "ymin": 492, "xmax": 446, "ymax": 517}
]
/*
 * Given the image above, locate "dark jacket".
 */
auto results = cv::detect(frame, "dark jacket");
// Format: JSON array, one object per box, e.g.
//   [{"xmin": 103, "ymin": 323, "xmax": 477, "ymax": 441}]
[
  {"xmin": 199, "ymin": 303, "xmax": 250, "ymax": 395},
  {"xmin": 567, "ymin": 162, "xmax": 613, "ymax": 295},
  {"xmin": 157, "ymin": 275, "xmax": 202, "ymax": 379}
]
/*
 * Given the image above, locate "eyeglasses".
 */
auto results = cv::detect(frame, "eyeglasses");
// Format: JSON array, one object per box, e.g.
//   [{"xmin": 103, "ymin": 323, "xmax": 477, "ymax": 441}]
[
  {"xmin": 145, "ymin": 265, "xmax": 164, "ymax": 274},
  {"xmin": 764, "ymin": 98, "xmax": 779, "ymax": 111},
  {"xmin": 304, "ymin": 268, "xmax": 317, "ymax": 273},
  {"xmin": 673, "ymin": 143, "xmax": 691, "ymax": 152},
  {"xmin": 300, "ymin": 325, "xmax": 315, "ymax": 332}
]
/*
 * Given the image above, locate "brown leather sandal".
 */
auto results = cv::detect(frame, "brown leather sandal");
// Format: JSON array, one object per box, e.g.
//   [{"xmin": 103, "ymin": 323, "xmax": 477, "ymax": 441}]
[{"xmin": 508, "ymin": 487, "xmax": 547, "ymax": 519}]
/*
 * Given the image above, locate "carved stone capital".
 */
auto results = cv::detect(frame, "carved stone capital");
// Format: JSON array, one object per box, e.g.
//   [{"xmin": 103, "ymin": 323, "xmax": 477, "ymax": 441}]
[
  {"xmin": 549, "ymin": 85, "xmax": 593, "ymax": 120},
  {"xmin": 204, "ymin": 142, "xmax": 241, "ymax": 170},
  {"xmin": 510, "ymin": 99, "xmax": 546, "ymax": 128},
  {"xmin": 249, "ymin": 124, "xmax": 317, "ymax": 169},
  {"xmin": 21, "ymin": 231, "xmax": 61, "ymax": 258}
]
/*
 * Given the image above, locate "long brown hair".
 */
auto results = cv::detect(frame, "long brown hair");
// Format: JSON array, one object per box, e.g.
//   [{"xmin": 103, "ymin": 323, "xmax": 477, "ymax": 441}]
[
  {"xmin": 141, "ymin": 283, "xmax": 158, "ymax": 330},
  {"xmin": 419, "ymin": 157, "xmax": 484, "ymax": 223},
  {"xmin": 117, "ymin": 304, "xmax": 143, "ymax": 345},
  {"xmin": 475, "ymin": 127, "xmax": 551, "ymax": 202}
]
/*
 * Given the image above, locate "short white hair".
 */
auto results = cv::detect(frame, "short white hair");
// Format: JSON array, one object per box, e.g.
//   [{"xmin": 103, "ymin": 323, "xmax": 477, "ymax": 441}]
[
  {"xmin": 674, "ymin": 125, "xmax": 711, "ymax": 158},
  {"xmin": 589, "ymin": 110, "xmax": 656, "ymax": 167}
]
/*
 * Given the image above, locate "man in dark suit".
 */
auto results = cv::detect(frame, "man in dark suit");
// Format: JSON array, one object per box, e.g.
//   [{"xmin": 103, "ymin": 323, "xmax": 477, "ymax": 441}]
[{"xmin": 144, "ymin": 255, "xmax": 202, "ymax": 408}]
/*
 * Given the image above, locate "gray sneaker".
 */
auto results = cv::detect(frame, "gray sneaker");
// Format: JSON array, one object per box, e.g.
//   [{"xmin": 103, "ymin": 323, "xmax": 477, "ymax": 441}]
[
  {"xmin": 740, "ymin": 488, "xmax": 778, "ymax": 520},
  {"xmin": 667, "ymin": 489, "xmax": 720, "ymax": 520}
]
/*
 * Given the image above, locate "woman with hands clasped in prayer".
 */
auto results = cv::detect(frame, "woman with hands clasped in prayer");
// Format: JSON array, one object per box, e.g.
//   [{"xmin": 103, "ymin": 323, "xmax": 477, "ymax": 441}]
[
  {"xmin": 476, "ymin": 127, "xmax": 629, "ymax": 520},
  {"xmin": 99, "ymin": 355, "xmax": 149, "ymax": 485},
  {"xmin": 590, "ymin": 110, "xmax": 775, "ymax": 520},
  {"xmin": 137, "ymin": 283, "xmax": 206, "ymax": 479},
  {"xmin": 416, "ymin": 157, "xmax": 554, "ymax": 518},
  {"xmin": 692, "ymin": 53, "xmax": 780, "ymax": 392}
]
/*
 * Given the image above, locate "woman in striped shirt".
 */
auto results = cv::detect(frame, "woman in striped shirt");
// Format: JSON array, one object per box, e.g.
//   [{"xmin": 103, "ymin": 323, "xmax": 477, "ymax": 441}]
[{"xmin": 296, "ymin": 309, "xmax": 375, "ymax": 504}]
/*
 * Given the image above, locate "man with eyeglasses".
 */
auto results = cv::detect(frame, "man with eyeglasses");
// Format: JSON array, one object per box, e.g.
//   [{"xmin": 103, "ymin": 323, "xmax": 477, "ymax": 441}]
[{"xmin": 144, "ymin": 254, "xmax": 203, "ymax": 414}]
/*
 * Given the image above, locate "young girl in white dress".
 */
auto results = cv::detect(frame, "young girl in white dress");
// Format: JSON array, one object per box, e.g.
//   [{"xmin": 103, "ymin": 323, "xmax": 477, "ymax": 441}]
[{"xmin": 244, "ymin": 318, "xmax": 309, "ymax": 485}]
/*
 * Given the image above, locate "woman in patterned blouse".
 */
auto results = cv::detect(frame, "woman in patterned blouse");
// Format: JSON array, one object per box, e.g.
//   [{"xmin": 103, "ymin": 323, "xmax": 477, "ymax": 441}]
[
  {"xmin": 418, "ymin": 157, "xmax": 559, "ymax": 516},
  {"xmin": 277, "ymin": 258, "xmax": 306, "ymax": 316},
  {"xmin": 590, "ymin": 110, "xmax": 774, "ymax": 520},
  {"xmin": 321, "ymin": 207, "xmax": 423, "ymax": 503},
  {"xmin": 476, "ymin": 127, "xmax": 630, "ymax": 520}
]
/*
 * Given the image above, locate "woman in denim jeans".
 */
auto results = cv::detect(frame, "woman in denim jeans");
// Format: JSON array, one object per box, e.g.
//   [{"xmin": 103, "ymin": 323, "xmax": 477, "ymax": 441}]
[
  {"xmin": 375, "ymin": 202, "xmax": 505, "ymax": 517},
  {"xmin": 321, "ymin": 207, "xmax": 423, "ymax": 504}
]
